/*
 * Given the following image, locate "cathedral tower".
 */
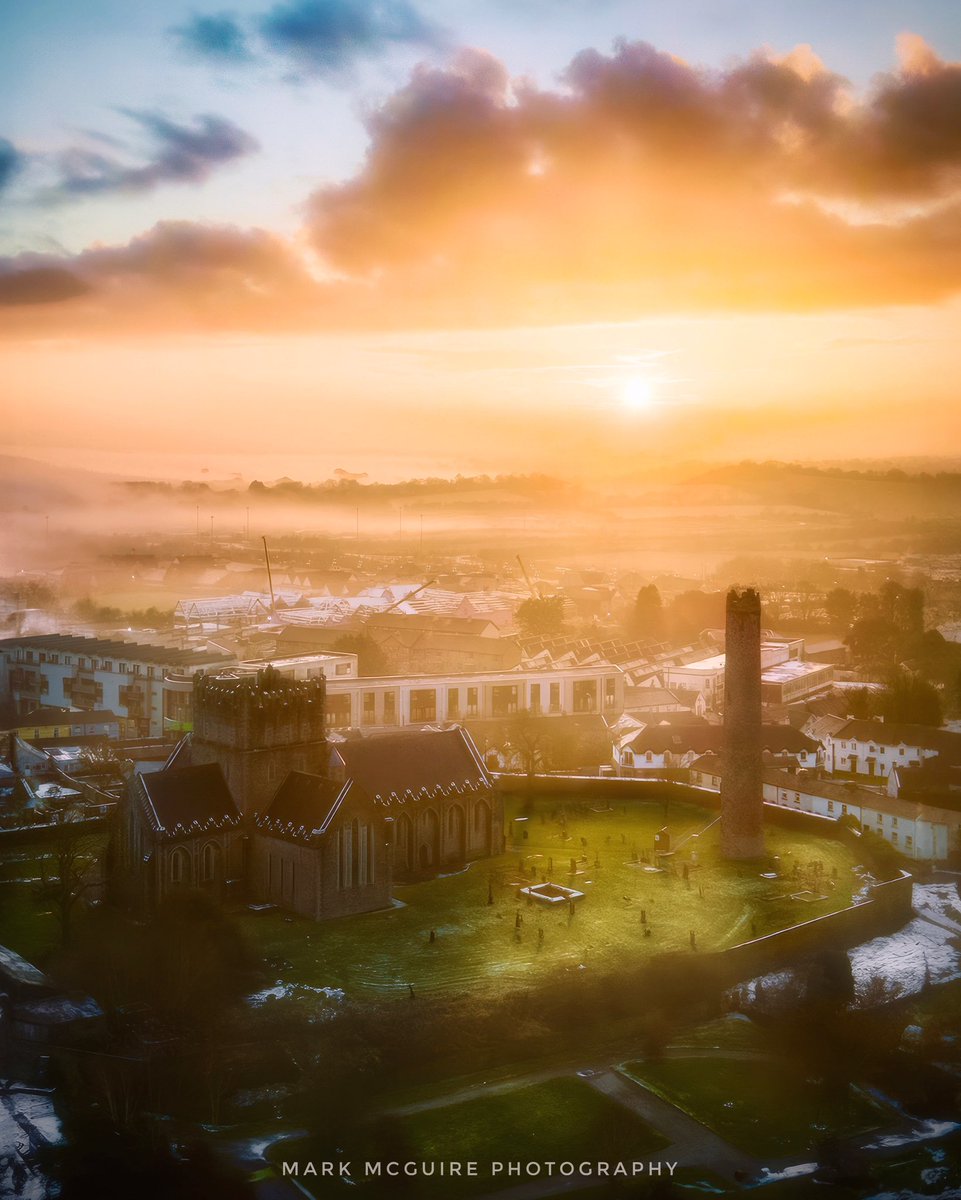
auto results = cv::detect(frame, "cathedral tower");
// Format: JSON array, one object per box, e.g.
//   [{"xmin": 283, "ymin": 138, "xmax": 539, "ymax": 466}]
[{"xmin": 190, "ymin": 666, "xmax": 327, "ymax": 817}]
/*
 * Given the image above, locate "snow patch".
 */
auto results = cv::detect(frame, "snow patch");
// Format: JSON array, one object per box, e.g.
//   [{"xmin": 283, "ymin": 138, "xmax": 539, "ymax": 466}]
[{"xmin": 247, "ymin": 981, "xmax": 345, "ymax": 1008}]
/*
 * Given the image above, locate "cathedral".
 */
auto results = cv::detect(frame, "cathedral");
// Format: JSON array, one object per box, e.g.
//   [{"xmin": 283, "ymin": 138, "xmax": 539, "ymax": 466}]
[{"xmin": 122, "ymin": 666, "xmax": 503, "ymax": 919}]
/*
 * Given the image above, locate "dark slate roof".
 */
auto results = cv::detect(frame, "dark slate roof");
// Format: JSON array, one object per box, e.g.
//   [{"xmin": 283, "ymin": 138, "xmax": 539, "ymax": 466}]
[
  {"xmin": 256, "ymin": 771, "xmax": 346, "ymax": 843},
  {"xmin": 464, "ymin": 714, "xmax": 611, "ymax": 743},
  {"xmin": 138, "ymin": 762, "xmax": 241, "ymax": 838},
  {"xmin": 334, "ymin": 726, "xmax": 491, "ymax": 806},
  {"xmin": 833, "ymin": 719, "xmax": 961, "ymax": 762},
  {"xmin": 0, "ymin": 633, "xmax": 225, "ymax": 669},
  {"xmin": 626, "ymin": 723, "xmax": 818, "ymax": 755}
]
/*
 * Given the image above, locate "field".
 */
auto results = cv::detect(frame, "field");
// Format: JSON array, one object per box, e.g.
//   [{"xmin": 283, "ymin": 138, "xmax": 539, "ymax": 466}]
[
  {"xmin": 622, "ymin": 1057, "xmax": 888, "ymax": 1158},
  {"xmin": 241, "ymin": 794, "xmax": 865, "ymax": 1000},
  {"xmin": 0, "ymin": 798, "xmax": 864, "ymax": 993},
  {"xmin": 271, "ymin": 1077, "xmax": 667, "ymax": 1199}
]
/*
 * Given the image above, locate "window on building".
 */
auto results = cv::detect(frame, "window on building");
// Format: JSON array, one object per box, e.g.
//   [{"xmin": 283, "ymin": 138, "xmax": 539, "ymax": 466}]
[
  {"xmin": 891, "ymin": 832, "xmax": 899, "ymax": 844},
  {"xmin": 892, "ymin": 816, "xmax": 898, "ymax": 828},
  {"xmin": 170, "ymin": 847, "xmax": 189, "ymax": 884},
  {"xmin": 827, "ymin": 801, "xmax": 834, "ymax": 813},
  {"xmin": 447, "ymin": 690, "xmax": 460, "ymax": 719},
  {"xmin": 841, "ymin": 804, "xmax": 848, "ymax": 815},
  {"xmin": 383, "ymin": 692, "xmax": 397, "ymax": 722},
  {"xmin": 201, "ymin": 842, "xmax": 219, "ymax": 883},
  {"xmin": 466, "ymin": 686, "xmax": 479, "ymax": 717},
  {"xmin": 363, "ymin": 692, "xmax": 376, "ymax": 722},
  {"xmin": 906, "ymin": 835, "xmax": 913, "ymax": 848},
  {"xmin": 549, "ymin": 682, "xmax": 560, "ymax": 713},
  {"xmin": 336, "ymin": 663, "xmax": 350, "ymax": 675}
]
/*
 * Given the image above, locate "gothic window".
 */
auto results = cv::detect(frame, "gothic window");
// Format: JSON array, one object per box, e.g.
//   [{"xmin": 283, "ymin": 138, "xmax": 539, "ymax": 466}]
[
  {"xmin": 201, "ymin": 841, "xmax": 219, "ymax": 883},
  {"xmin": 358, "ymin": 823, "xmax": 369, "ymax": 886},
  {"xmin": 170, "ymin": 846, "xmax": 189, "ymax": 885},
  {"xmin": 340, "ymin": 823, "xmax": 353, "ymax": 889},
  {"xmin": 352, "ymin": 818, "xmax": 362, "ymax": 886}
]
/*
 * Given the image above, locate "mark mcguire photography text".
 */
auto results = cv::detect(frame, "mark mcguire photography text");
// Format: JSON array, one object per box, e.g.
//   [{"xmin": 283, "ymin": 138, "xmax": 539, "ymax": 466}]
[{"xmin": 281, "ymin": 1160, "xmax": 680, "ymax": 1179}]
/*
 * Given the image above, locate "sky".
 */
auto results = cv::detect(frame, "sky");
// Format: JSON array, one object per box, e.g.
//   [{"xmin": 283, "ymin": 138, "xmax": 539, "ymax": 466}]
[{"xmin": 1, "ymin": 1, "xmax": 960, "ymax": 481}]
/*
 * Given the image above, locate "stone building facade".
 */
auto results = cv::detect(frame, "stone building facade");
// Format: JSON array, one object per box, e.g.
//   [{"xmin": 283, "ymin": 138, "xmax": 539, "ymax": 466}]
[
  {"xmin": 189, "ymin": 667, "xmax": 328, "ymax": 816},
  {"xmin": 122, "ymin": 668, "xmax": 502, "ymax": 919}
]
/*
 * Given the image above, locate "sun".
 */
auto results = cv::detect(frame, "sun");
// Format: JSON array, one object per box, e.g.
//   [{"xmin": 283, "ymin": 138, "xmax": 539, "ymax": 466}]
[{"xmin": 620, "ymin": 375, "xmax": 657, "ymax": 412}]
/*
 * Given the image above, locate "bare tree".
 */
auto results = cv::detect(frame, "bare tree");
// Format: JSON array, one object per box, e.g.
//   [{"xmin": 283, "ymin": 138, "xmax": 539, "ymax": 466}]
[{"xmin": 35, "ymin": 809, "xmax": 102, "ymax": 946}]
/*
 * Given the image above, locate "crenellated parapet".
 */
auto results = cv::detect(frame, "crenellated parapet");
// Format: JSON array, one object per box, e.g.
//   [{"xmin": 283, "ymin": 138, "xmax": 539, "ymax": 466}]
[{"xmin": 193, "ymin": 667, "xmax": 326, "ymax": 749}]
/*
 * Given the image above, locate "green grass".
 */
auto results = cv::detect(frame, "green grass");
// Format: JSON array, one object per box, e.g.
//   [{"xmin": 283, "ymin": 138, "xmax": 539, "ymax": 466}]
[
  {"xmin": 242, "ymin": 796, "xmax": 864, "ymax": 999},
  {"xmin": 665, "ymin": 1014, "xmax": 769, "ymax": 1055},
  {"xmin": 622, "ymin": 1057, "xmax": 887, "ymax": 1159},
  {"xmin": 274, "ymin": 1078, "xmax": 667, "ymax": 1198},
  {"xmin": 0, "ymin": 881, "xmax": 61, "ymax": 964}
]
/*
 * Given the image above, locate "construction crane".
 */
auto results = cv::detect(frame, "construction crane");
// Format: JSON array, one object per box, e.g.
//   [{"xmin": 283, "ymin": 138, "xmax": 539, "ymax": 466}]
[
  {"xmin": 516, "ymin": 555, "xmax": 542, "ymax": 601},
  {"xmin": 377, "ymin": 579, "xmax": 437, "ymax": 618}
]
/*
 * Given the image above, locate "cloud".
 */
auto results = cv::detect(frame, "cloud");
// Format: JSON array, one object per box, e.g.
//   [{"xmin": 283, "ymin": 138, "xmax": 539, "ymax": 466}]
[
  {"xmin": 260, "ymin": 0, "xmax": 441, "ymax": 74},
  {"xmin": 6, "ymin": 35, "xmax": 961, "ymax": 335},
  {"xmin": 47, "ymin": 111, "xmax": 258, "ymax": 200},
  {"xmin": 0, "ymin": 222, "xmax": 329, "ymax": 332},
  {"xmin": 173, "ymin": 12, "xmax": 252, "ymax": 62},
  {"xmin": 176, "ymin": 0, "xmax": 442, "ymax": 77},
  {"xmin": 0, "ymin": 265, "xmax": 91, "ymax": 306},
  {"xmin": 302, "ymin": 36, "xmax": 961, "ymax": 317},
  {"xmin": 0, "ymin": 138, "xmax": 24, "ymax": 191}
]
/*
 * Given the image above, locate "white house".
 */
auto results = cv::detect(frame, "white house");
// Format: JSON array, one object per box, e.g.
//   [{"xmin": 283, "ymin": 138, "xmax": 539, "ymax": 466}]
[
  {"xmin": 690, "ymin": 757, "xmax": 961, "ymax": 861},
  {"xmin": 823, "ymin": 719, "xmax": 961, "ymax": 780}
]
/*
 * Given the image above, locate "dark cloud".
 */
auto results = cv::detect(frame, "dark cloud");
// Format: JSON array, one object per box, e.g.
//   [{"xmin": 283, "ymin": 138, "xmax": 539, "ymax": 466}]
[
  {"xmin": 0, "ymin": 222, "xmax": 326, "ymax": 331},
  {"xmin": 0, "ymin": 138, "xmax": 24, "ymax": 191},
  {"xmin": 0, "ymin": 266, "xmax": 91, "ymax": 306},
  {"xmin": 173, "ymin": 12, "xmax": 252, "ymax": 62},
  {"xmin": 176, "ymin": 0, "xmax": 442, "ymax": 77},
  {"xmin": 49, "ymin": 111, "xmax": 258, "ymax": 200},
  {"xmin": 259, "ymin": 0, "xmax": 441, "ymax": 74}
]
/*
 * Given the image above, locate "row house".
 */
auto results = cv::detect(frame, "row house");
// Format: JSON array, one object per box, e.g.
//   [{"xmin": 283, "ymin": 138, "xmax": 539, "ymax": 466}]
[
  {"xmin": 690, "ymin": 757, "xmax": 961, "ymax": 861},
  {"xmin": 823, "ymin": 719, "xmax": 961, "ymax": 780}
]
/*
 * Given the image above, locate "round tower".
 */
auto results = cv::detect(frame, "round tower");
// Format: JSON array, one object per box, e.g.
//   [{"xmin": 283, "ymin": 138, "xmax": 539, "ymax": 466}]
[{"xmin": 720, "ymin": 587, "xmax": 765, "ymax": 860}]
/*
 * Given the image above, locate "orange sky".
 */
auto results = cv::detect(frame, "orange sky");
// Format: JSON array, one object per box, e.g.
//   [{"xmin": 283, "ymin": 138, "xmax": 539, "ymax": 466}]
[{"xmin": 4, "ymin": 32, "xmax": 961, "ymax": 478}]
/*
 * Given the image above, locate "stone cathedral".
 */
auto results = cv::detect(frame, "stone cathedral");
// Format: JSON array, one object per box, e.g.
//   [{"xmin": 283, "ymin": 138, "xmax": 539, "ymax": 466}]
[{"xmin": 122, "ymin": 666, "xmax": 503, "ymax": 920}]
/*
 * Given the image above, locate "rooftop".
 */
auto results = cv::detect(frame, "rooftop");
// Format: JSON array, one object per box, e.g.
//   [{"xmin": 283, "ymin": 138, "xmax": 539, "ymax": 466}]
[{"xmin": 0, "ymin": 633, "xmax": 229, "ymax": 669}]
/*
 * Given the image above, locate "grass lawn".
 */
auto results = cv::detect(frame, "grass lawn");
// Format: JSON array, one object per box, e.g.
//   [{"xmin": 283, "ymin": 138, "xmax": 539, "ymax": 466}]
[
  {"xmin": 273, "ymin": 1077, "xmax": 667, "ymax": 1198},
  {"xmin": 0, "ymin": 881, "xmax": 62, "ymax": 964},
  {"xmin": 622, "ymin": 1057, "xmax": 888, "ymax": 1159},
  {"xmin": 0, "ymin": 833, "xmax": 106, "ymax": 965},
  {"xmin": 242, "ymin": 795, "xmax": 864, "ymax": 1000},
  {"xmin": 665, "ymin": 1013, "xmax": 769, "ymax": 1055}
]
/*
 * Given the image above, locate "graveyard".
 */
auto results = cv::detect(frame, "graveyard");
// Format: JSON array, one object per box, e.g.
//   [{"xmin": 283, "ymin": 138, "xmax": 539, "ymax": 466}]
[{"xmin": 241, "ymin": 793, "xmax": 867, "ymax": 1000}]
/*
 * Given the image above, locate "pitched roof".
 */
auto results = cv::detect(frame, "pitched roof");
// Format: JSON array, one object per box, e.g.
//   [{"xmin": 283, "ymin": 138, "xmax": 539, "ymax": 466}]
[
  {"xmin": 626, "ymin": 723, "xmax": 817, "ymax": 755},
  {"xmin": 138, "ymin": 762, "xmax": 241, "ymax": 838},
  {"xmin": 832, "ymin": 720, "xmax": 961, "ymax": 761},
  {"xmin": 256, "ymin": 771, "xmax": 346, "ymax": 843},
  {"xmin": 334, "ymin": 726, "xmax": 491, "ymax": 806}
]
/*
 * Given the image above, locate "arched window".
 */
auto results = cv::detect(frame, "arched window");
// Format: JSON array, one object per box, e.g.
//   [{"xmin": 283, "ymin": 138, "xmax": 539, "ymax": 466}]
[
  {"xmin": 170, "ymin": 846, "xmax": 189, "ymax": 885},
  {"xmin": 201, "ymin": 841, "xmax": 220, "ymax": 883}
]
